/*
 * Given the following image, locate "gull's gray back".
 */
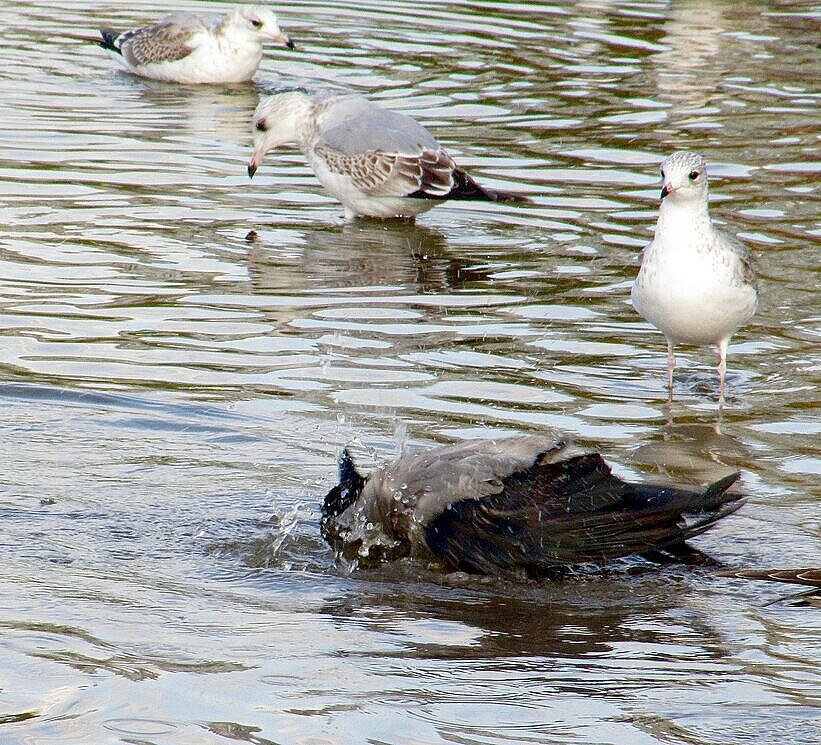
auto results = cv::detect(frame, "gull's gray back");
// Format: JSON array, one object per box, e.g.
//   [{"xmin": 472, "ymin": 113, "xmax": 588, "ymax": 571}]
[
  {"xmin": 316, "ymin": 95, "xmax": 440, "ymax": 155},
  {"xmin": 119, "ymin": 13, "xmax": 218, "ymax": 65},
  {"xmin": 160, "ymin": 12, "xmax": 222, "ymax": 31}
]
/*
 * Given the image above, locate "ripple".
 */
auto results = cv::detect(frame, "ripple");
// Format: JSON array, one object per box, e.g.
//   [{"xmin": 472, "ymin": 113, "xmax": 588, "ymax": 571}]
[
  {"xmin": 0, "ymin": 2, "xmax": 818, "ymax": 745},
  {"xmin": 104, "ymin": 718, "xmax": 178, "ymax": 736}
]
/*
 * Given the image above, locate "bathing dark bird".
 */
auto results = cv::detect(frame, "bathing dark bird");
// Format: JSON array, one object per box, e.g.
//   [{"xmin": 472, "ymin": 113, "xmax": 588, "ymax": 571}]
[{"xmin": 321, "ymin": 436, "xmax": 744, "ymax": 576}]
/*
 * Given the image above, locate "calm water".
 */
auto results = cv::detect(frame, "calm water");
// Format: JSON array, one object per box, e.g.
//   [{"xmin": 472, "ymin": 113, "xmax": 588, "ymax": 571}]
[{"xmin": 0, "ymin": 0, "xmax": 819, "ymax": 743}]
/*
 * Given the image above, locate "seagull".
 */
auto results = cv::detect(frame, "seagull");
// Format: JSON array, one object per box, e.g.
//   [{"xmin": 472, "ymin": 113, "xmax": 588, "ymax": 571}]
[
  {"xmin": 98, "ymin": 6, "xmax": 294, "ymax": 84},
  {"xmin": 247, "ymin": 89, "xmax": 530, "ymax": 220},
  {"xmin": 631, "ymin": 151, "xmax": 758, "ymax": 401},
  {"xmin": 321, "ymin": 436, "xmax": 744, "ymax": 576}
]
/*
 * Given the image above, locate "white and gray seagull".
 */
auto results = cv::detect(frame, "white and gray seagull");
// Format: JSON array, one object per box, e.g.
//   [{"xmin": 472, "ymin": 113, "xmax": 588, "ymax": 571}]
[
  {"xmin": 631, "ymin": 151, "xmax": 758, "ymax": 401},
  {"xmin": 98, "ymin": 5, "xmax": 294, "ymax": 84},
  {"xmin": 247, "ymin": 89, "xmax": 530, "ymax": 220}
]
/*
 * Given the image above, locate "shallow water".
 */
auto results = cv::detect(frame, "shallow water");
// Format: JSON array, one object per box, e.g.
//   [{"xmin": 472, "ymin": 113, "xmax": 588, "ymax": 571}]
[{"xmin": 0, "ymin": 0, "xmax": 819, "ymax": 743}]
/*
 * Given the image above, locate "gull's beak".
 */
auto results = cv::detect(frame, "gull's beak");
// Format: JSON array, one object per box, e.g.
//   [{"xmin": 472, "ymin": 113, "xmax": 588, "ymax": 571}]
[
  {"xmin": 271, "ymin": 32, "xmax": 295, "ymax": 50},
  {"xmin": 660, "ymin": 183, "xmax": 674, "ymax": 200},
  {"xmin": 247, "ymin": 149, "xmax": 263, "ymax": 178}
]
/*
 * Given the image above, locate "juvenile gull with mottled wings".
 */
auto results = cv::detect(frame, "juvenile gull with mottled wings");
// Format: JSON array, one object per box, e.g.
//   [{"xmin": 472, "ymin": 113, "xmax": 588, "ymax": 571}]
[
  {"xmin": 98, "ymin": 5, "xmax": 294, "ymax": 84},
  {"xmin": 247, "ymin": 89, "xmax": 529, "ymax": 220}
]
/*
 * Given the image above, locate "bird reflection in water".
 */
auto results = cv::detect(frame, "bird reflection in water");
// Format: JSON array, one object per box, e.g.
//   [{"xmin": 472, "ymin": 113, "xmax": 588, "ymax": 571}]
[{"xmin": 245, "ymin": 220, "xmax": 498, "ymax": 295}]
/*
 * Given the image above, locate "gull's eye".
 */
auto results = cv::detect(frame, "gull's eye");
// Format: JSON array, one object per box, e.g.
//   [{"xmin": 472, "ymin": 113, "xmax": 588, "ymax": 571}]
[
  {"xmin": 660, "ymin": 169, "xmax": 664, "ymax": 179},
  {"xmin": 255, "ymin": 119, "xmax": 267, "ymax": 131},
  {"xmin": 689, "ymin": 170, "xmax": 700, "ymax": 181},
  {"xmin": 250, "ymin": 18, "xmax": 263, "ymax": 28}
]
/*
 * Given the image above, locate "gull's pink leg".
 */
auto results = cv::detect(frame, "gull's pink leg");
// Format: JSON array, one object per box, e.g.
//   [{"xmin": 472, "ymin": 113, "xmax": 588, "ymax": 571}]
[
  {"xmin": 666, "ymin": 338, "xmax": 675, "ymax": 399},
  {"xmin": 717, "ymin": 337, "xmax": 729, "ymax": 405}
]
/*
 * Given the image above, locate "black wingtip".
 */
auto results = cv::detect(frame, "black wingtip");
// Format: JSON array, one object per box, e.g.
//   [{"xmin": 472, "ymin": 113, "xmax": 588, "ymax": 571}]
[
  {"xmin": 694, "ymin": 471, "xmax": 744, "ymax": 514},
  {"xmin": 454, "ymin": 169, "xmax": 531, "ymax": 205},
  {"xmin": 412, "ymin": 168, "xmax": 531, "ymax": 205},
  {"xmin": 98, "ymin": 29, "xmax": 122, "ymax": 54}
]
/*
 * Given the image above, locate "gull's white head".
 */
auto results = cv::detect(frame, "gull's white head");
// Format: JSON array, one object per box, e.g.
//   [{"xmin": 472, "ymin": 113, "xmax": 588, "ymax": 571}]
[
  {"xmin": 229, "ymin": 5, "xmax": 294, "ymax": 49},
  {"xmin": 247, "ymin": 89, "xmax": 314, "ymax": 177},
  {"xmin": 659, "ymin": 151, "xmax": 708, "ymax": 204}
]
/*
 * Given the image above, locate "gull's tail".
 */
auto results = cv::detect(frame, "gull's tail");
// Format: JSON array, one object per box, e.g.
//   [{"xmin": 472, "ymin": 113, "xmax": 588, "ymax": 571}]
[
  {"xmin": 449, "ymin": 169, "xmax": 531, "ymax": 204},
  {"xmin": 410, "ymin": 166, "xmax": 531, "ymax": 205},
  {"xmin": 98, "ymin": 30, "xmax": 122, "ymax": 54}
]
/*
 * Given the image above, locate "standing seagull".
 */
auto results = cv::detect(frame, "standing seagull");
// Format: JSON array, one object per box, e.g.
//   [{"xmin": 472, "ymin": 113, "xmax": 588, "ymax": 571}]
[
  {"xmin": 247, "ymin": 89, "xmax": 529, "ymax": 220},
  {"xmin": 98, "ymin": 6, "xmax": 294, "ymax": 84},
  {"xmin": 631, "ymin": 151, "xmax": 758, "ymax": 401},
  {"xmin": 321, "ymin": 436, "xmax": 744, "ymax": 575}
]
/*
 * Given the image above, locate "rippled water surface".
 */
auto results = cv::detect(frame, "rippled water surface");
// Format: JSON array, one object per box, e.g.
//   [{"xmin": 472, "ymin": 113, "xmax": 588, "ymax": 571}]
[{"xmin": 1, "ymin": 1, "xmax": 819, "ymax": 743}]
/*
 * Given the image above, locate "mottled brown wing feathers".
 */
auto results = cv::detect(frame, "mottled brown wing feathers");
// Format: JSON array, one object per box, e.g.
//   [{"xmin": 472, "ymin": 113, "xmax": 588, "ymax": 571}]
[
  {"xmin": 314, "ymin": 143, "xmax": 529, "ymax": 204},
  {"xmin": 416, "ymin": 149, "xmax": 456, "ymax": 196},
  {"xmin": 315, "ymin": 144, "xmax": 456, "ymax": 197},
  {"xmin": 121, "ymin": 23, "xmax": 195, "ymax": 66}
]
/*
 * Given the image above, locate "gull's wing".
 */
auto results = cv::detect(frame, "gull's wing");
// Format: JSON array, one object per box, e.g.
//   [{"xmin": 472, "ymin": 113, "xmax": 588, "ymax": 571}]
[
  {"xmin": 325, "ymin": 436, "xmax": 571, "ymax": 565},
  {"xmin": 313, "ymin": 142, "xmax": 457, "ymax": 198},
  {"xmin": 312, "ymin": 97, "xmax": 453, "ymax": 198},
  {"xmin": 357, "ymin": 436, "xmax": 582, "ymax": 555},
  {"xmin": 117, "ymin": 13, "xmax": 216, "ymax": 66},
  {"xmin": 717, "ymin": 229, "xmax": 758, "ymax": 288}
]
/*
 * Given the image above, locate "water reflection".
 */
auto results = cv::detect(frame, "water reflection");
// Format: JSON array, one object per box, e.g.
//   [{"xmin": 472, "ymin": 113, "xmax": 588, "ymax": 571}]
[
  {"xmin": 246, "ymin": 220, "xmax": 503, "ymax": 295},
  {"xmin": 629, "ymin": 421, "xmax": 755, "ymax": 483},
  {"xmin": 122, "ymin": 78, "xmax": 262, "ymax": 148},
  {"xmin": 1, "ymin": 0, "xmax": 820, "ymax": 743},
  {"xmin": 320, "ymin": 571, "xmax": 728, "ymax": 661},
  {"xmin": 653, "ymin": 0, "xmax": 727, "ymax": 112}
]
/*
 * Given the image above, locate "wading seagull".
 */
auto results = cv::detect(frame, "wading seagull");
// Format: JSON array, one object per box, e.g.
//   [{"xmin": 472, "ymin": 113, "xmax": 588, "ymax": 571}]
[
  {"xmin": 321, "ymin": 436, "xmax": 744, "ymax": 576},
  {"xmin": 631, "ymin": 151, "xmax": 758, "ymax": 400},
  {"xmin": 247, "ymin": 89, "xmax": 530, "ymax": 220},
  {"xmin": 98, "ymin": 6, "xmax": 294, "ymax": 84}
]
